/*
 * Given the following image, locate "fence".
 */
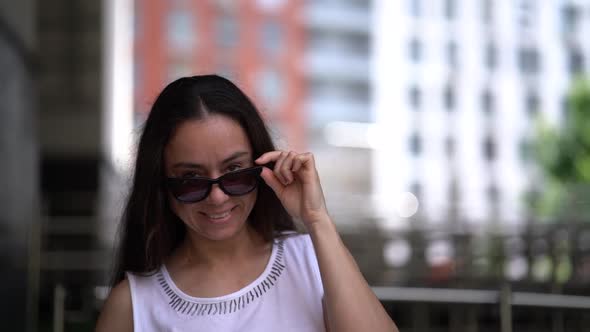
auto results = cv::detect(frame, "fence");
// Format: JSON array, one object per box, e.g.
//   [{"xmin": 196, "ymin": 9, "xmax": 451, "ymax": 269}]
[{"xmin": 338, "ymin": 219, "xmax": 590, "ymax": 332}]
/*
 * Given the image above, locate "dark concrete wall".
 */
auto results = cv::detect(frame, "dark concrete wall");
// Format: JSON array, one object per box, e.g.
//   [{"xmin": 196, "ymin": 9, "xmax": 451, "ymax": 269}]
[
  {"xmin": 0, "ymin": 1, "xmax": 38, "ymax": 330},
  {"xmin": 0, "ymin": 0, "xmax": 104, "ymax": 329}
]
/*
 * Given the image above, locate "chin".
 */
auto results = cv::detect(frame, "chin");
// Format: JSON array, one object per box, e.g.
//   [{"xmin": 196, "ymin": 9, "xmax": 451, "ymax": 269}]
[{"xmin": 193, "ymin": 216, "xmax": 248, "ymax": 242}]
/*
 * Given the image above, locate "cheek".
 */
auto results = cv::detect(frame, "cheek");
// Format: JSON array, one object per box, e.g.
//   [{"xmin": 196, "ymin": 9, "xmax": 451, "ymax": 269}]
[
  {"xmin": 243, "ymin": 190, "xmax": 258, "ymax": 213},
  {"xmin": 168, "ymin": 195, "xmax": 194, "ymax": 222}
]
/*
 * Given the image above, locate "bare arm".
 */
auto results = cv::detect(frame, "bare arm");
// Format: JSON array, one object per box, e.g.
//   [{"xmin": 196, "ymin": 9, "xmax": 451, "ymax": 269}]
[
  {"xmin": 95, "ymin": 280, "xmax": 133, "ymax": 332},
  {"xmin": 256, "ymin": 151, "xmax": 398, "ymax": 332},
  {"xmin": 311, "ymin": 218, "xmax": 397, "ymax": 332}
]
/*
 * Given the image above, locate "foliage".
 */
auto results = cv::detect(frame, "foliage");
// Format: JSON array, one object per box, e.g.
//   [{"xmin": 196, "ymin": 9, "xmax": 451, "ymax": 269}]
[{"xmin": 532, "ymin": 78, "xmax": 590, "ymax": 221}]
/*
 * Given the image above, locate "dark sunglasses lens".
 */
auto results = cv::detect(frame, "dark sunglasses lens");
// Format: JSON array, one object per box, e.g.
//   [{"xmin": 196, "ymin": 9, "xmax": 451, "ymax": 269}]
[
  {"xmin": 221, "ymin": 169, "xmax": 260, "ymax": 195},
  {"xmin": 171, "ymin": 179, "xmax": 210, "ymax": 202}
]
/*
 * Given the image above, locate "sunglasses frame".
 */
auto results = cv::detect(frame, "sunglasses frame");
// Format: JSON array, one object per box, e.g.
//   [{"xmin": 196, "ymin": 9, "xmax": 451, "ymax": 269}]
[{"xmin": 167, "ymin": 166, "xmax": 263, "ymax": 203}]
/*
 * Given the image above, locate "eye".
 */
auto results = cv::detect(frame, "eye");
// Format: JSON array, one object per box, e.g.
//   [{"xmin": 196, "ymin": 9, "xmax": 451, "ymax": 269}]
[
  {"xmin": 180, "ymin": 171, "xmax": 199, "ymax": 178},
  {"xmin": 227, "ymin": 164, "xmax": 243, "ymax": 172}
]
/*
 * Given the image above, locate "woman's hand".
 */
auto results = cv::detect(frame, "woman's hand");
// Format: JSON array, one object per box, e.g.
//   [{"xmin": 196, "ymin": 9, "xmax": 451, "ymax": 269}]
[
  {"xmin": 255, "ymin": 151, "xmax": 330, "ymax": 227},
  {"xmin": 258, "ymin": 151, "xmax": 398, "ymax": 332}
]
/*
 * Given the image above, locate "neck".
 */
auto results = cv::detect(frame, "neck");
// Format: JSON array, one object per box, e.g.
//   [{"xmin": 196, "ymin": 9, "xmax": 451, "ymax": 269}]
[{"xmin": 180, "ymin": 226, "xmax": 264, "ymax": 268}]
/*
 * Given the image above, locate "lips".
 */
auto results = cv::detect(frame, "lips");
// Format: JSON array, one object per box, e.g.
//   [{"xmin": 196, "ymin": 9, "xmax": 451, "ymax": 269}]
[
  {"xmin": 207, "ymin": 210, "xmax": 231, "ymax": 219},
  {"xmin": 200, "ymin": 206, "xmax": 236, "ymax": 222}
]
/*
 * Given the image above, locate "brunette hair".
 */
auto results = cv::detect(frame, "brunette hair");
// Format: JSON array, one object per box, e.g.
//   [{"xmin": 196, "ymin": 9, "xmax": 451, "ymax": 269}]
[{"xmin": 110, "ymin": 75, "xmax": 295, "ymax": 285}]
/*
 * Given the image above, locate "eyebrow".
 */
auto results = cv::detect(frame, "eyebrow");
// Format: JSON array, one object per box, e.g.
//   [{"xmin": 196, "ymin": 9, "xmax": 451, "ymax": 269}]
[{"xmin": 172, "ymin": 151, "xmax": 250, "ymax": 169}]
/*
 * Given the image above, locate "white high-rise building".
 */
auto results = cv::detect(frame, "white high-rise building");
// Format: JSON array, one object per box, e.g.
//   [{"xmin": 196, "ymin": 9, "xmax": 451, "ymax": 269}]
[
  {"xmin": 302, "ymin": 0, "xmax": 375, "ymax": 225},
  {"xmin": 303, "ymin": 0, "xmax": 371, "ymax": 127},
  {"xmin": 373, "ymin": 0, "xmax": 590, "ymax": 229}
]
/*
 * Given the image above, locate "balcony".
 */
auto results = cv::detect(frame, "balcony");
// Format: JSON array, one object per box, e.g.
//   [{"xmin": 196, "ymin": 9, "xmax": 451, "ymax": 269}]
[{"xmin": 303, "ymin": 2, "xmax": 371, "ymax": 34}]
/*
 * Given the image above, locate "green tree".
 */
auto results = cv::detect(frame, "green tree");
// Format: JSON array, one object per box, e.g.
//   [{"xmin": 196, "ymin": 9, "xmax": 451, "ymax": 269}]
[{"xmin": 532, "ymin": 78, "xmax": 590, "ymax": 221}]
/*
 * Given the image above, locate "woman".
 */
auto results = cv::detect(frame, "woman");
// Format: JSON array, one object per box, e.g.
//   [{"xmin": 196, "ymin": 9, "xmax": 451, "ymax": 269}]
[{"xmin": 96, "ymin": 75, "xmax": 397, "ymax": 331}]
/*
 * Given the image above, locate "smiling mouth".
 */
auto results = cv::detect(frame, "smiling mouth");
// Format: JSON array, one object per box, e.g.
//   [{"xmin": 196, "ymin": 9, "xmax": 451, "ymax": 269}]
[
  {"xmin": 207, "ymin": 211, "xmax": 231, "ymax": 219},
  {"xmin": 201, "ymin": 206, "xmax": 236, "ymax": 221}
]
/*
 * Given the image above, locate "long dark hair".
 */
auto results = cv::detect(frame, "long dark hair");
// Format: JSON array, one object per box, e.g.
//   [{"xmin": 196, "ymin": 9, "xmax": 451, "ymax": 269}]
[{"xmin": 110, "ymin": 75, "xmax": 296, "ymax": 286}]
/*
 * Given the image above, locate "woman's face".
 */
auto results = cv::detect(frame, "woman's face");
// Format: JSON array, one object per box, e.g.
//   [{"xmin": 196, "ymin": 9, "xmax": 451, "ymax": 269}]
[{"xmin": 164, "ymin": 114, "xmax": 257, "ymax": 242}]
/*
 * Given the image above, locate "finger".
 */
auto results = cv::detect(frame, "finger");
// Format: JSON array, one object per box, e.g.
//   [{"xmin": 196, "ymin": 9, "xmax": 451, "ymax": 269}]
[
  {"xmin": 259, "ymin": 167, "xmax": 284, "ymax": 195},
  {"xmin": 295, "ymin": 152, "xmax": 314, "ymax": 172},
  {"xmin": 273, "ymin": 151, "xmax": 289, "ymax": 185},
  {"xmin": 255, "ymin": 151, "xmax": 284, "ymax": 165},
  {"xmin": 279, "ymin": 151, "xmax": 297, "ymax": 184},
  {"xmin": 290, "ymin": 155, "xmax": 305, "ymax": 172},
  {"xmin": 291, "ymin": 152, "xmax": 311, "ymax": 172},
  {"xmin": 292, "ymin": 153, "xmax": 319, "ymax": 185}
]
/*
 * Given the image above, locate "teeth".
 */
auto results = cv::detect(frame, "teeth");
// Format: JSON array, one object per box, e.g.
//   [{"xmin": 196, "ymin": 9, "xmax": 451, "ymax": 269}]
[{"xmin": 207, "ymin": 211, "xmax": 231, "ymax": 219}]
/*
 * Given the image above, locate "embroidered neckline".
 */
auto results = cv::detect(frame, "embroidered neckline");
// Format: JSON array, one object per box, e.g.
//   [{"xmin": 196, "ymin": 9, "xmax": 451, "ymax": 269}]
[{"xmin": 157, "ymin": 239, "xmax": 285, "ymax": 316}]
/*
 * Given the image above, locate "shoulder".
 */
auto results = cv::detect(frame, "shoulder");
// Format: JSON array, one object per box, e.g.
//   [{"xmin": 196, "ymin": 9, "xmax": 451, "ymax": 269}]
[
  {"xmin": 276, "ymin": 231, "xmax": 314, "ymax": 249},
  {"xmin": 276, "ymin": 231, "xmax": 319, "ymax": 262},
  {"xmin": 95, "ymin": 279, "xmax": 133, "ymax": 332},
  {"xmin": 276, "ymin": 231, "xmax": 324, "ymax": 292}
]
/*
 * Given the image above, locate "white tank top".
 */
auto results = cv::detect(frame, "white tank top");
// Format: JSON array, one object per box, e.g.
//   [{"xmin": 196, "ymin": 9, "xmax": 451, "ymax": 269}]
[{"xmin": 127, "ymin": 233, "xmax": 326, "ymax": 332}]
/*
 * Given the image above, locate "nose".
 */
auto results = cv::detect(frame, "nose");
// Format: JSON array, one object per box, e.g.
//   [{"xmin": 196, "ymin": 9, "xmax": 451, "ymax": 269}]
[{"xmin": 205, "ymin": 183, "xmax": 229, "ymax": 204}]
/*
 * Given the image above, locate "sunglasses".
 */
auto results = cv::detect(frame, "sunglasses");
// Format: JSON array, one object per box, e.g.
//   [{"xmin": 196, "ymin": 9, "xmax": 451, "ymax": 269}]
[{"xmin": 167, "ymin": 166, "xmax": 263, "ymax": 203}]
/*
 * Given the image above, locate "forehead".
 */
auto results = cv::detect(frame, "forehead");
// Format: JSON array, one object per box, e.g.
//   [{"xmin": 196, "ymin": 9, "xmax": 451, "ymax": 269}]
[{"xmin": 165, "ymin": 115, "xmax": 252, "ymax": 165}]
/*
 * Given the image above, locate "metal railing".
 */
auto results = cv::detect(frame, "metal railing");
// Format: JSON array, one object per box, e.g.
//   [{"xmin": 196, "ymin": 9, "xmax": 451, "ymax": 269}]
[{"xmin": 374, "ymin": 285, "xmax": 590, "ymax": 332}]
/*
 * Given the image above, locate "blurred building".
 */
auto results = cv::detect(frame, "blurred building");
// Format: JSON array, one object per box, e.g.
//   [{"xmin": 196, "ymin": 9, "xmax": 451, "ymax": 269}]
[
  {"xmin": 133, "ymin": 0, "xmax": 306, "ymax": 150},
  {"xmin": 302, "ymin": 0, "xmax": 371, "ymax": 127},
  {"xmin": 131, "ymin": 0, "xmax": 590, "ymax": 230},
  {"xmin": 302, "ymin": 0, "xmax": 374, "ymax": 226},
  {"xmin": 373, "ymin": 0, "xmax": 590, "ymax": 229},
  {"xmin": 0, "ymin": 0, "xmax": 107, "ymax": 329},
  {"xmin": 0, "ymin": 1, "xmax": 38, "ymax": 330}
]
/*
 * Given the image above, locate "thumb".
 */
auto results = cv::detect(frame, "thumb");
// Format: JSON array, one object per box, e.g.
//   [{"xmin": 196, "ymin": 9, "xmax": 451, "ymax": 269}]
[{"xmin": 259, "ymin": 167, "xmax": 285, "ymax": 195}]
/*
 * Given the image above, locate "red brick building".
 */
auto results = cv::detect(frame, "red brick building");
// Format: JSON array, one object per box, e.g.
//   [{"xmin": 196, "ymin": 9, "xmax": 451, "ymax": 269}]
[{"xmin": 134, "ymin": 0, "xmax": 306, "ymax": 150}]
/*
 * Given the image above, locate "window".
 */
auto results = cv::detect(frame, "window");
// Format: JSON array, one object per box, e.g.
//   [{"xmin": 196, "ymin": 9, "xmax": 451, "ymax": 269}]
[
  {"xmin": 519, "ymin": 139, "xmax": 533, "ymax": 162},
  {"xmin": 444, "ymin": 0, "xmax": 456, "ymax": 20},
  {"xmin": 449, "ymin": 179, "xmax": 459, "ymax": 198},
  {"xmin": 525, "ymin": 92, "xmax": 539, "ymax": 116},
  {"xmin": 309, "ymin": 32, "xmax": 369, "ymax": 57},
  {"xmin": 409, "ymin": 0, "xmax": 421, "ymax": 17},
  {"xmin": 568, "ymin": 49, "xmax": 585, "ymax": 75},
  {"xmin": 444, "ymin": 84, "xmax": 455, "ymax": 111},
  {"xmin": 410, "ymin": 181, "xmax": 422, "ymax": 200},
  {"xmin": 409, "ymin": 86, "xmax": 422, "ymax": 110},
  {"xmin": 485, "ymin": 42, "xmax": 497, "ymax": 70},
  {"xmin": 445, "ymin": 136, "xmax": 455, "ymax": 158},
  {"xmin": 217, "ymin": 15, "xmax": 239, "ymax": 48},
  {"xmin": 261, "ymin": 20, "xmax": 283, "ymax": 55},
  {"xmin": 215, "ymin": 0, "xmax": 238, "ymax": 11},
  {"xmin": 167, "ymin": 63, "xmax": 192, "ymax": 83},
  {"xmin": 409, "ymin": 38, "xmax": 422, "ymax": 62},
  {"xmin": 487, "ymin": 184, "xmax": 499, "ymax": 204},
  {"xmin": 410, "ymin": 133, "xmax": 422, "ymax": 155},
  {"xmin": 482, "ymin": 89, "xmax": 494, "ymax": 115},
  {"xmin": 344, "ymin": 82, "xmax": 370, "ymax": 102},
  {"xmin": 166, "ymin": 9, "xmax": 195, "ymax": 52},
  {"xmin": 483, "ymin": 136, "xmax": 496, "ymax": 161},
  {"xmin": 517, "ymin": 0, "xmax": 535, "ymax": 28},
  {"xmin": 446, "ymin": 40, "xmax": 457, "ymax": 68},
  {"xmin": 257, "ymin": 69, "xmax": 284, "ymax": 109},
  {"xmin": 217, "ymin": 62, "xmax": 237, "ymax": 81},
  {"xmin": 518, "ymin": 47, "xmax": 540, "ymax": 74},
  {"xmin": 482, "ymin": 0, "xmax": 493, "ymax": 24},
  {"xmin": 561, "ymin": 4, "xmax": 579, "ymax": 34}
]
